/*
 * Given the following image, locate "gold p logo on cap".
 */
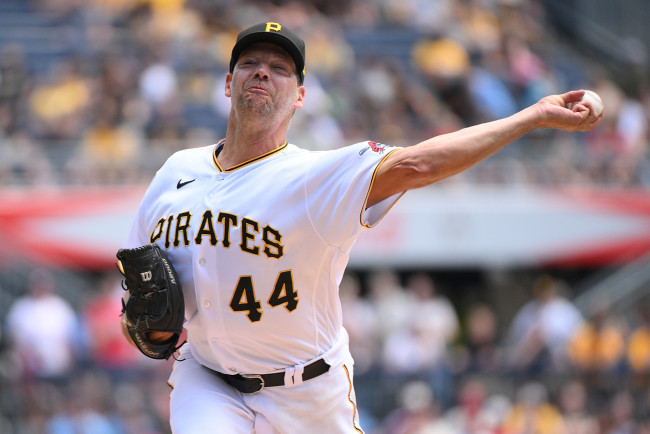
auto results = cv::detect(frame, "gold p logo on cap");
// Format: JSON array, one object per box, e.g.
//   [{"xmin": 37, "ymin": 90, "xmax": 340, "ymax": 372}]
[{"xmin": 265, "ymin": 22, "xmax": 282, "ymax": 32}]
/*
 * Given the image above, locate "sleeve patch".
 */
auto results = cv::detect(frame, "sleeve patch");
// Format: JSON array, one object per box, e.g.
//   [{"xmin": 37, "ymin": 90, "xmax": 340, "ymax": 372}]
[{"xmin": 359, "ymin": 141, "xmax": 393, "ymax": 156}]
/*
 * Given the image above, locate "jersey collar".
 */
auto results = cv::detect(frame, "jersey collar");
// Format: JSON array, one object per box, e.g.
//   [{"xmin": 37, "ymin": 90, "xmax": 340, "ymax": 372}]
[{"xmin": 213, "ymin": 139, "xmax": 288, "ymax": 173}]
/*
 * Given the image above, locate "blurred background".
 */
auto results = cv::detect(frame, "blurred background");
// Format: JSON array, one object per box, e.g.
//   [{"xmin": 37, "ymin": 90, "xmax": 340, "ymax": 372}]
[{"xmin": 0, "ymin": 0, "xmax": 649, "ymax": 433}]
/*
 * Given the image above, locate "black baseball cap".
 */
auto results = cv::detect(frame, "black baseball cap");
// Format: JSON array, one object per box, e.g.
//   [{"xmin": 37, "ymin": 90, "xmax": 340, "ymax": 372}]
[{"xmin": 229, "ymin": 22, "xmax": 305, "ymax": 84}]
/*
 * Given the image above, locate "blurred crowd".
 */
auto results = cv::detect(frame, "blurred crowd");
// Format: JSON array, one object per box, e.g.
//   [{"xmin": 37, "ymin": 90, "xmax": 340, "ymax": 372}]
[
  {"xmin": 1, "ymin": 0, "xmax": 650, "ymax": 433},
  {"xmin": 0, "ymin": 269, "xmax": 173, "ymax": 433},
  {"xmin": 1, "ymin": 267, "xmax": 650, "ymax": 433},
  {"xmin": 343, "ymin": 271, "xmax": 650, "ymax": 433},
  {"xmin": 0, "ymin": 0, "xmax": 648, "ymax": 187}
]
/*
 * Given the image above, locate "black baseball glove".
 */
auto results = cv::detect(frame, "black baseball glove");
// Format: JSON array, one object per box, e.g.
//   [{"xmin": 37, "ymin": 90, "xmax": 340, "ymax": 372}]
[{"xmin": 116, "ymin": 244, "xmax": 184, "ymax": 360}]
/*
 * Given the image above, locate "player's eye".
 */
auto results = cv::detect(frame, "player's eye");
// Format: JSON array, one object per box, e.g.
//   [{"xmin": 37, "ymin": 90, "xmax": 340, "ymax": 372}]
[{"xmin": 272, "ymin": 64, "xmax": 291, "ymax": 74}]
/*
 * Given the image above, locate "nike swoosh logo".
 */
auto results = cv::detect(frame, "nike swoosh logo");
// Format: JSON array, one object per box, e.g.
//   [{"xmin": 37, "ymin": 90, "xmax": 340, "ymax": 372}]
[{"xmin": 177, "ymin": 179, "xmax": 195, "ymax": 189}]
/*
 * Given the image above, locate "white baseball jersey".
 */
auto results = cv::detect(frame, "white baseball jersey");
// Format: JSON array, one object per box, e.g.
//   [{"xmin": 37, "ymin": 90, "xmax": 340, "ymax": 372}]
[{"xmin": 124, "ymin": 139, "xmax": 403, "ymax": 376}]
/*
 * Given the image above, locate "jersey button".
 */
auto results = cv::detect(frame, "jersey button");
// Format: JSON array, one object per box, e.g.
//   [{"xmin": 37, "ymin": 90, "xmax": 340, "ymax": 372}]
[
  {"xmin": 199, "ymin": 258, "xmax": 206, "ymax": 266},
  {"xmin": 202, "ymin": 300, "xmax": 211, "ymax": 308}
]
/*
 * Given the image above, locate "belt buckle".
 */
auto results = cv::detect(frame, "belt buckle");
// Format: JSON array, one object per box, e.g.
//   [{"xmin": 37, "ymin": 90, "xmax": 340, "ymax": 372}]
[{"xmin": 242, "ymin": 374, "xmax": 264, "ymax": 394}]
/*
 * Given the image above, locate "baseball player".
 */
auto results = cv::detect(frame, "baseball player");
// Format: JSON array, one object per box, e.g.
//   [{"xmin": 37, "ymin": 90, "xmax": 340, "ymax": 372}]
[{"xmin": 121, "ymin": 21, "xmax": 604, "ymax": 433}]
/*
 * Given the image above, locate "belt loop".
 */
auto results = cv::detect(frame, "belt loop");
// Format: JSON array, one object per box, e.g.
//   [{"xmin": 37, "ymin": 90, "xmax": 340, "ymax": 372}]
[
  {"xmin": 283, "ymin": 366, "xmax": 295, "ymax": 387},
  {"xmin": 284, "ymin": 363, "xmax": 305, "ymax": 388}
]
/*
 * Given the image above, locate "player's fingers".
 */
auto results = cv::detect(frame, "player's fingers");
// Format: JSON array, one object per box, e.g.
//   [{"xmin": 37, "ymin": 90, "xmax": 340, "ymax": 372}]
[
  {"xmin": 578, "ymin": 102, "xmax": 605, "ymax": 125},
  {"xmin": 571, "ymin": 100, "xmax": 598, "ymax": 119},
  {"xmin": 571, "ymin": 103, "xmax": 590, "ymax": 117},
  {"xmin": 562, "ymin": 89, "xmax": 586, "ymax": 106},
  {"xmin": 563, "ymin": 103, "xmax": 588, "ymax": 121},
  {"xmin": 586, "ymin": 112, "xmax": 604, "ymax": 129},
  {"xmin": 573, "ymin": 111, "xmax": 603, "ymax": 131}
]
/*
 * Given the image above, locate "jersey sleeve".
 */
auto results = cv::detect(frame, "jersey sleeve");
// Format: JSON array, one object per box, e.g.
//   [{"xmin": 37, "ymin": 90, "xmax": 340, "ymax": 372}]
[
  {"xmin": 122, "ymin": 171, "xmax": 163, "ymax": 249},
  {"xmin": 304, "ymin": 141, "xmax": 404, "ymax": 247}
]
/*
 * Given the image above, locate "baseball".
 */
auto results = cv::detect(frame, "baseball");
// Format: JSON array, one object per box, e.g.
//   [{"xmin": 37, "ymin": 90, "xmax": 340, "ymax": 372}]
[{"xmin": 579, "ymin": 90, "xmax": 604, "ymax": 116}]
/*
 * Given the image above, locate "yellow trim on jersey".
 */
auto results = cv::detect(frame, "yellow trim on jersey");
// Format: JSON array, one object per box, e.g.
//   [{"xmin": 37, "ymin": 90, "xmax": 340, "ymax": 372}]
[
  {"xmin": 360, "ymin": 148, "xmax": 405, "ymax": 228},
  {"xmin": 213, "ymin": 139, "xmax": 289, "ymax": 172},
  {"xmin": 343, "ymin": 364, "xmax": 364, "ymax": 433}
]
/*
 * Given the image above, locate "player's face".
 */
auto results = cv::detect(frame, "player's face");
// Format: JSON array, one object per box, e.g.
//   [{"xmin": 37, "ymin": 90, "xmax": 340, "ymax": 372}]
[{"xmin": 226, "ymin": 43, "xmax": 305, "ymax": 118}]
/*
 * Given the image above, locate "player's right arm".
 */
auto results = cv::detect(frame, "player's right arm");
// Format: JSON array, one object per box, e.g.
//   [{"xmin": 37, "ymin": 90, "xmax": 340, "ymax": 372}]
[{"xmin": 367, "ymin": 90, "xmax": 603, "ymax": 208}]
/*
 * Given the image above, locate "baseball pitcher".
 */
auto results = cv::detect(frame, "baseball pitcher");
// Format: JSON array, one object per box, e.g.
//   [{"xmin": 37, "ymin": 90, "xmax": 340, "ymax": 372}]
[{"xmin": 119, "ymin": 21, "xmax": 604, "ymax": 433}]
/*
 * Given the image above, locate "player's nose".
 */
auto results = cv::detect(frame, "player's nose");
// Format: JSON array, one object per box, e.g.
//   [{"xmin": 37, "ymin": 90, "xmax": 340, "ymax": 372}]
[{"xmin": 253, "ymin": 63, "xmax": 270, "ymax": 80}]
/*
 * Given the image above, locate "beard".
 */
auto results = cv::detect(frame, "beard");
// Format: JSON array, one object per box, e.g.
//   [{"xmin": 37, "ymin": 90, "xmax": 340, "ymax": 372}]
[
  {"xmin": 238, "ymin": 93, "xmax": 274, "ymax": 117},
  {"xmin": 235, "ymin": 87, "xmax": 297, "ymax": 123}
]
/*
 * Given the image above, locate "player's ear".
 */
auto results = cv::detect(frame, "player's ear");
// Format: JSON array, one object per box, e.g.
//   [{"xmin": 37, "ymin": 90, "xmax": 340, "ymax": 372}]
[
  {"xmin": 224, "ymin": 73, "xmax": 233, "ymax": 98},
  {"xmin": 293, "ymin": 85, "xmax": 305, "ymax": 109}
]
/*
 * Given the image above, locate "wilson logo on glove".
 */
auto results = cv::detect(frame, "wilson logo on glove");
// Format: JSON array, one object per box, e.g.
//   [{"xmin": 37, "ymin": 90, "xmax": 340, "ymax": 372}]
[{"xmin": 141, "ymin": 271, "xmax": 153, "ymax": 282}]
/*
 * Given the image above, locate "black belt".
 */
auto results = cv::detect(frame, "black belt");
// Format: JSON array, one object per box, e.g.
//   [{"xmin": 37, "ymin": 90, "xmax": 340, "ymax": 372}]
[{"xmin": 209, "ymin": 358, "xmax": 330, "ymax": 394}]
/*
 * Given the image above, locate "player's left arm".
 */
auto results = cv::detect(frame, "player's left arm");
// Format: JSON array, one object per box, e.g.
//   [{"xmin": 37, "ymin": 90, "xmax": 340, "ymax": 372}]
[{"xmin": 367, "ymin": 90, "xmax": 603, "ymax": 208}]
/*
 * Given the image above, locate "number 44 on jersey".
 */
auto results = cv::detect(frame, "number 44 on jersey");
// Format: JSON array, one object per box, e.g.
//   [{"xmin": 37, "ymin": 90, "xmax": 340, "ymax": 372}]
[{"xmin": 229, "ymin": 270, "xmax": 299, "ymax": 322}]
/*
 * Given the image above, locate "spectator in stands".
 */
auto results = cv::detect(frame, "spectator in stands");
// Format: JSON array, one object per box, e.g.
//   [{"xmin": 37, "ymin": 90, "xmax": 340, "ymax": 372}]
[
  {"xmin": 602, "ymin": 390, "xmax": 637, "ymax": 434},
  {"xmin": 502, "ymin": 381, "xmax": 565, "ymax": 434},
  {"xmin": 506, "ymin": 274, "xmax": 584, "ymax": 374},
  {"xmin": 381, "ymin": 380, "xmax": 441, "ymax": 434},
  {"xmin": 287, "ymin": 74, "xmax": 346, "ymax": 151},
  {"xmin": 77, "ymin": 99, "xmax": 142, "ymax": 184},
  {"xmin": 580, "ymin": 77, "xmax": 646, "ymax": 187},
  {"xmin": 404, "ymin": 273, "xmax": 459, "ymax": 366},
  {"xmin": 457, "ymin": 302, "xmax": 501, "ymax": 374},
  {"xmin": 568, "ymin": 296, "xmax": 627, "ymax": 378},
  {"xmin": 411, "ymin": 35, "xmax": 475, "ymax": 125},
  {"xmin": 81, "ymin": 273, "xmax": 142, "ymax": 377},
  {"xmin": 613, "ymin": 90, "xmax": 649, "ymax": 185},
  {"xmin": 626, "ymin": 304, "xmax": 650, "ymax": 420},
  {"xmin": 47, "ymin": 370, "xmax": 121, "ymax": 434},
  {"xmin": 437, "ymin": 378, "xmax": 496, "ymax": 433},
  {"xmin": 394, "ymin": 273, "xmax": 458, "ymax": 406},
  {"xmin": 13, "ymin": 381, "xmax": 62, "ymax": 433},
  {"xmin": 4, "ymin": 268, "xmax": 80, "ymax": 380},
  {"xmin": 367, "ymin": 270, "xmax": 415, "ymax": 342},
  {"xmin": 28, "ymin": 59, "xmax": 90, "ymax": 143},
  {"xmin": 113, "ymin": 382, "xmax": 167, "ymax": 434},
  {"xmin": 468, "ymin": 51, "xmax": 519, "ymax": 123},
  {"xmin": 0, "ymin": 43, "xmax": 30, "ymax": 136},
  {"xmin": 557, "ymin": 379, "xmax": 599, "ymax": 434},
  {"xmin": 0, "ymin": 133, "xmax": 56, "ymax": 186},
  {"xmin": 339, "ymin": 271, "xmax": 380, "ymax": 374},
  {"xmin": 627, "ymin": 305, "xmax": 650, "ymax": 374}
]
